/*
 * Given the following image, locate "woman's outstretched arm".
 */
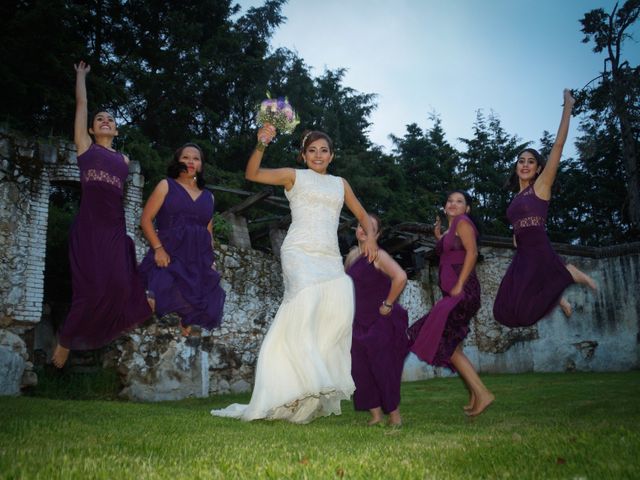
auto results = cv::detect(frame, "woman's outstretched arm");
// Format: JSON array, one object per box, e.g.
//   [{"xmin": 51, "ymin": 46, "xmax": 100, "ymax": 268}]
[
  {"xmin": 73, "ymin": 61, "xmax": 92, "ymax": 156},
  {"xmin": 535, "ymin": 89, "xmax": 575, "ymax": 200}
]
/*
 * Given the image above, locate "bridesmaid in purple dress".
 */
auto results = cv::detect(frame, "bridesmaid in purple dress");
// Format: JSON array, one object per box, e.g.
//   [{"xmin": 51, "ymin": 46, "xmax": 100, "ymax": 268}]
[
  {"xmin": 408, "ymin": 191, "xmax": 494, "ymax": 417},
  {"xmin": 52, "ymin": 62, "xmax": 152, "ymax": 367},
  {"xmin": 493, "ymin": 90, "xmax": 597, "ymax": 328},
  {"xmin": 345, "ymin": 214, "xmax": 409, "ymax": 427},
  {"xmin": 139, "ymin": 143, "xmax": 225, "ymax": 336}
]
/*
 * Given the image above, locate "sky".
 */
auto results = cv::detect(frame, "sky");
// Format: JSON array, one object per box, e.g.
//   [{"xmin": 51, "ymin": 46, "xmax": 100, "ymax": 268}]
[{"xmin": 237, "ymin": 0, "xmax": 639, "ymax": 156}]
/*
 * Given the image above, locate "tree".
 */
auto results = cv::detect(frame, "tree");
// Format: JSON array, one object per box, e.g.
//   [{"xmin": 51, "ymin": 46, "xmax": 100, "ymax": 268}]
[
  {"xmin": 390, "ymin": 115, "xmax": 461, "ymax": 223},
  {"xmin": 579, "ymin": 0, "xmax": 640, "ymax": 235},
  {"xmin": 0, "ymin": 1, "xmax": 91, "ymax": 136},
  {"xmin": 567, "ymin": 120, "xmax": 630, "ymax": 244},
  {"xmin": 458, "ymin": 111, "xmax": 527, "ymax": 235}
]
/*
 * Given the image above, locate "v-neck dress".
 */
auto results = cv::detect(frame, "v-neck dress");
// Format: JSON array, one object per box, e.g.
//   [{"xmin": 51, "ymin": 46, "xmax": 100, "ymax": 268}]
[{"xmin": 139, "ymin": 177, "xmax": 225, "ymax": 329}]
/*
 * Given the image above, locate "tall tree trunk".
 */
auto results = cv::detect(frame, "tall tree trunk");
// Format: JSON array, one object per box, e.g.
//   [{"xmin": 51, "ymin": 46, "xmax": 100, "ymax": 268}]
[
  {"xmin": 613, "ymin": 82, "xmax": 640, "ymax": 231},
  {"xmin": 606, "ymin": 2, "xmax": 640, "ymax": 233}
]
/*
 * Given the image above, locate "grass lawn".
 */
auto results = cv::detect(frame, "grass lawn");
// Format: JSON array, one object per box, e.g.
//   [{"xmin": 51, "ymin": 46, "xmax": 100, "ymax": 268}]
[{"xmin": 1, "ymin": 370, "xmax": 639, "ymax": 479}]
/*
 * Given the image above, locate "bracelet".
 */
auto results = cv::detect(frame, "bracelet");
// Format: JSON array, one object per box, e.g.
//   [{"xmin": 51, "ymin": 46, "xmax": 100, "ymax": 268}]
[
  {"xmin": 382, "ymin": 300, "xmax": 393, "ymax": 308},
  {"xmin": 153, "ymin": 244, "xmax": 163, "ymax": 250},
  {"xmin": 256, "ymin": 141, "xmax": 267, "ymax": 152}
]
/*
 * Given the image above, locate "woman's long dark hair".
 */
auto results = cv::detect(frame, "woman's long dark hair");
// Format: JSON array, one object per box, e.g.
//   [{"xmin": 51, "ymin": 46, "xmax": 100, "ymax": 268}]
[
  {"xmin": 167, "ymin": 142, "xmax": 206, "ymax": 189},
  {"xmin": 504, "ymin": 148, "xmax": 546, "ymax": 192}
]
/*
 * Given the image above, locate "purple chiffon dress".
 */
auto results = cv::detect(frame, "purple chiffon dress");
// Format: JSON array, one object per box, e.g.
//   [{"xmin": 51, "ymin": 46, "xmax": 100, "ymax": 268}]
[
  {"xmin": 493, "ymin": 184, "xmax": 574, "ymax": 327},
  {"xmin": 58, "ymin": 143, "xmax": 152, "ymax": 350},
  {"xmin": 346, "ymin": 254, "xmax": 409, "ymax": 414},
  {"xmin": 139, "ymin": 178, "xmax": 225, "ymax": 329},
  {"xmin": 408, "ymin": 214, "xmax": 480, "ymax": 369}
]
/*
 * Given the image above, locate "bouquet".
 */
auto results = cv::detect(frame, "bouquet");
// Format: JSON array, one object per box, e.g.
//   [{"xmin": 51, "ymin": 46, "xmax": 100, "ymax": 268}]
[{"xmin": 256, "ymin": 93, "xmax": 300, "ymax": 134}]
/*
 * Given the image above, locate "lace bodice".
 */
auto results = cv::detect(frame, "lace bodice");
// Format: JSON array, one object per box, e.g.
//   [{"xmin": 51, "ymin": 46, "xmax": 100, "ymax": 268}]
[
  {"xmin": 75, "ymin": 143, "xmax": 129, "ymax": 225},
  {"xmin": 282, "ymin": 169, "xmax": 344, "ymax": 254},
  {"xmin": 507, "ymin": 185, "xmax": 548, "ymax": 235},
  {"xmin": 82, "ymin": 168, "xmax": 123, "ymax": 189},
  {"xmin": 78, "ymin": 143, "xmax": 128, "ymax": 192},
  {"xmin": 280, "ymin": 169, "xmax": 346, "ymax": 301}
]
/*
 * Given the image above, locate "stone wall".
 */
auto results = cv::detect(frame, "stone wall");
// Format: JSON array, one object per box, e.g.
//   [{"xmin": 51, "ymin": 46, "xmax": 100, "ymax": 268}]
[
  {"xmin": 402, "ymin": 245, "xmax": 640, "ymax": 381},
  {"xmin": 112, "ymin": 241, "xmax": 640, "ymax": 401},
  {"xmin": 107, "ymin": 244, "xmax": 283, "ymax": 400}
]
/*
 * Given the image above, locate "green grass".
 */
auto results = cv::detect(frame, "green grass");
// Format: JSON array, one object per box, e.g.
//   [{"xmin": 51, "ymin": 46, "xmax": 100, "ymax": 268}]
[{"xmin": 1, "ymin": 371, "xmax": 639, "ymax": 479}]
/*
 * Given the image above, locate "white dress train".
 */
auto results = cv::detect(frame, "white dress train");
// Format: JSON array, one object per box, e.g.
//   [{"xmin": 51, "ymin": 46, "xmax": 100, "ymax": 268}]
[{"xmin": 211, "ymin": 169, "xmax": 355, "ymax": 423}]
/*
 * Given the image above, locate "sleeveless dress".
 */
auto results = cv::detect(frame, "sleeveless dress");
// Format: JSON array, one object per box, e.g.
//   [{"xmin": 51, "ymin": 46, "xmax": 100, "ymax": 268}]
[
  {"xmin": 211, "ymin": 169, "xmax": 355, "ymax": 424},
  {"xmin": 58, "ymin": 143, "xmax": 151, "ymax": 350},
  {"xmin": 408, "ymin": 215, "xmax": 480, "ymax": 369},
  {"xmin": 493, "ymin": 184, "xmax": 574, "ymax": 327},
  {"xmin": 139, "ymin": 178, "xmax": 225, "ymax": 330},
  {"xmin": 346, "ymin": 255, "xmax": 409, "ymax": 414}
]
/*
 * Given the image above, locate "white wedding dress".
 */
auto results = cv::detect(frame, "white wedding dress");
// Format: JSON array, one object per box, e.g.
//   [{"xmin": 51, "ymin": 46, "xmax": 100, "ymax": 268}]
[{"xmin": 211, "ymin": 169, "xmax": 355, "ymax": 423}]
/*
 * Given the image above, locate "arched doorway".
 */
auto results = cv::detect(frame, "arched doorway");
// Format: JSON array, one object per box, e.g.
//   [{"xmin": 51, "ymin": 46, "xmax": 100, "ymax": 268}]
[{"xmin": 33, "ymin": 181, "xmax": 81, "ymax": 365}]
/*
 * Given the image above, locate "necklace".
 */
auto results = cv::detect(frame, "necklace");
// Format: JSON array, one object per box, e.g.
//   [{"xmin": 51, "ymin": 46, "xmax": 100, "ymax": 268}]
[{"xmin": 176, "ymin": 177, "xmax": 197, "ymax": 189}]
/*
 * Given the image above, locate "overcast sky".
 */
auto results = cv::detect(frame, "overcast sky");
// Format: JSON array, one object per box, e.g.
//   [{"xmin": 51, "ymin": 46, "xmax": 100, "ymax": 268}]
[{"xmin": 237, "ymin": 0, "xmax": 639, "ymax": 156}]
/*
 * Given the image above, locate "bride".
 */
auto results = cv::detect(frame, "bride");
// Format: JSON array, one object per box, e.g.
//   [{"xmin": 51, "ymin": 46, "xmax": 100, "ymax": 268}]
[{"xmin": 211, "ymin": 125, "xmax": 378, "ymax": 423}]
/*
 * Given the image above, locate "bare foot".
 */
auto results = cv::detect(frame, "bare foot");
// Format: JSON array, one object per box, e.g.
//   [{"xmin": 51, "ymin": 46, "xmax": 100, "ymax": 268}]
[
  {"xmin": 52, "ymin": 344, "xmax": 70, "ymax": 368},
  {"xmin": 463, "ymin": 391, "xmax": 476, "ymax": 411},
  {"xmin": 180, "ymin": 324, "xmax": 192, "ymax": 337},
  {"xmin": 368, "ymin": 407, "xmax": 384, "ymax": 426},
  {"xmin": 466, "ymin": 392, "xmax": 495, "ymax": 417},
  {"xmin": 388, "ymin": 409, "xmax": 402, "ymax": 427},
  {"xmin": 147, "ymin": 296, "xmax": 156, "ymax": 313},
  {"xmin": 566, "ymin": 264, "xmax": 598, "ymax": 291},
  {"xmin": 559, "ymin": 297, "xmax": 573, "ymax": 318}
]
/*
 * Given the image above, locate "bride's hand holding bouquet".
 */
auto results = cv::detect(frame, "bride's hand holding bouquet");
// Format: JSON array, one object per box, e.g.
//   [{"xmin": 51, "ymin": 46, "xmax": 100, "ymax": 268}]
[
  {"xmin": 256, "ymin": 94, "xmax": 300, "ymax": 149},
  {"xmin": 257, "ymin": 124, "xmax": 276, "ymax": 148}
]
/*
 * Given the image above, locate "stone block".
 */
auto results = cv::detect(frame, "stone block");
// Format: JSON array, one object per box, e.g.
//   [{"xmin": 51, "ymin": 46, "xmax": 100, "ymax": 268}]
[
  {"xmin": 38, "ymin": 142, "xmax": 58, "ymax": 164},
  {"xmin": 230, "ymin": 379, "xmax": 251, "ymax": 393},
  {"xmin": 0, "ymin": 138, "xmax": 10, "ymax": 159},
  {"xmin": 21, "ymin": 361, "xmax": 37, "ymax": 388},
  {"xmin": 0, "ymin": 330, "xmax": 27, "ymax": 396}
]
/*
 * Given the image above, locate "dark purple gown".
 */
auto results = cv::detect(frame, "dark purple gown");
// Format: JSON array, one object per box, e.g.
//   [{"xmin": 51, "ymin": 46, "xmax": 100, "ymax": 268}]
[
  {"xmin": 139, "ymin": 178, "xmax": 225, "ymax": 329},
  {"xmin": 408, "ymin": 214, "xmax": 480, "ymax": 370},
  {"xmin": 493, "ymin": 184, "xmax": 574, "ymax": 327},
  {"xmin": 58, "ymin": 143, "xmax": 152, "ymax": 350},
  {"xmin": 346, "ymin": 254, "xmax": 409, "ymax": 414}
]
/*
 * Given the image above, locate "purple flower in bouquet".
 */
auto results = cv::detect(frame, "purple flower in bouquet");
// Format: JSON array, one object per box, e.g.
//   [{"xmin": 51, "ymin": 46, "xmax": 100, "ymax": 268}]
[{"xmin": 256, "ymin": 92, "xmax": 300, "ymax": 134}]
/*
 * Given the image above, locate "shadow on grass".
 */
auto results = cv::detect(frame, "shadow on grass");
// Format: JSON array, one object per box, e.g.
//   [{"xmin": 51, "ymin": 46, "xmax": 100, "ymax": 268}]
[
  {"xmin": 25, "ymin": 366, "xmax": 123, "ymax": 401},
  {"xmin": 23, "ymin": 366, "xmax": 253, "ymax": 410}
]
